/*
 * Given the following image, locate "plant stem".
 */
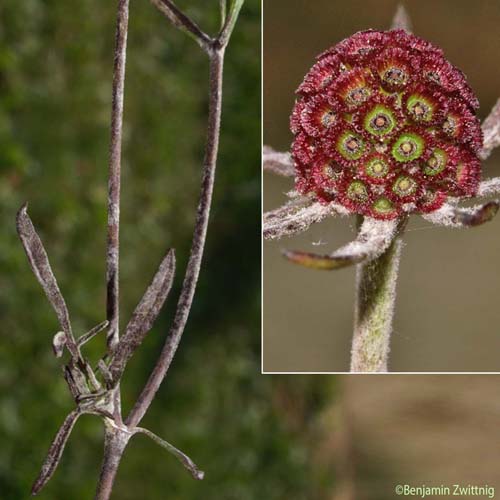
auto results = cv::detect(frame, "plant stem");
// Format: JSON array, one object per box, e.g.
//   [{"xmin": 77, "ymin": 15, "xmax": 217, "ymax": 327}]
[
  {"xmin": 94, "ymin": 423, "xmax": 130, "ymax": 500},
  {"xmin": 350, "ymin": 230, "xmax": 403, "ymax": 373},
  {"xmin": 126, "ymin": 47, "xmax": 225, "ymax": 427},
  {"xmin": 106, "ymin": 0, "xmax": 129, "ymax": 350}
]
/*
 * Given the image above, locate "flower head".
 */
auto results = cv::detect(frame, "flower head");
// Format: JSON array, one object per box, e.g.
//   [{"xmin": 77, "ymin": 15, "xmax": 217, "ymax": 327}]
[{"xmin": 291, "ymin": 29, "xmax": 482, "ymax": 220}]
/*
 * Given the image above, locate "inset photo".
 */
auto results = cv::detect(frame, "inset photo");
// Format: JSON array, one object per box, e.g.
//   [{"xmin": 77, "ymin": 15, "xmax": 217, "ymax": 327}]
[{"xmin": 263, "ymin": 0, "xmax": 500, "ymax": 373}]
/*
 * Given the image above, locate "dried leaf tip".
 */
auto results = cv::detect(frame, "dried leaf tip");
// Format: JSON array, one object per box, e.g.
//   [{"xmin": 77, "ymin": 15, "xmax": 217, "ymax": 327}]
[
  {"xmin": 31, "ymin": 410, "xmax": 82, "ymax": 495},
  {"xmin": 391, "ymin": 4, "xmax": 412, "ymax": 32}
]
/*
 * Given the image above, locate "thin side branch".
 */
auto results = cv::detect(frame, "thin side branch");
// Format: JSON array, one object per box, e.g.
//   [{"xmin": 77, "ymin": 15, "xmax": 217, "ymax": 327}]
[
  {"xmin": 218, "ymin": 0, "xmax": 244, "ymax": 47},
  {"xmin": 126, "ymin": 49, "xmax": 226, "ymax": 428},
  {"xmin": 132, "ymin": 427, "xmax": 204, "ymax": 480},
  {"xmin": 219, "ymin": 0, "xmax": 227, "ymax": 28},
  {"xmin": 150, "ymin": 0, "xmax": 212, "ymax": 51},
  {"xmin": 263, "ymin": 146, "xmax": 294, "ymax": 177},
  {"xmin": 106, "ymin": 0, "xmax": 130, "ymax": 350},
  {"xmin": 282, "ymin": 217, "xmax": 401, "ymax": 270}
]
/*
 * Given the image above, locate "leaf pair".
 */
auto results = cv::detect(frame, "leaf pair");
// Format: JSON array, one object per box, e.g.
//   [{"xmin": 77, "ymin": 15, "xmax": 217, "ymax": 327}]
[{"xmin": 17, "ymin": 203, "xmax": 177, "ymax": 384}]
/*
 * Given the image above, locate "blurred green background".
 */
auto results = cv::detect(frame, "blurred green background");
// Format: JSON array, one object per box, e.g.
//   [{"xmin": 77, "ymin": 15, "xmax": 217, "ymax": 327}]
[
  {"xmin": 264, "ymin": 0, "xmax": 500, "ymax": 372},
  {"xmin": 0, "ymin": 1, "xmax": 335, "ymax": 499},
  {"xmin": 3, "ymin": 1, "xmax": 500, "ymax": 499}
]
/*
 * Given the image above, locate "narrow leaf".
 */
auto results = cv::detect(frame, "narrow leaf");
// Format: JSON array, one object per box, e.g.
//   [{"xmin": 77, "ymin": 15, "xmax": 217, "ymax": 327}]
[
  {"xmin": 422, "ymin": 201, "xmax": 499, "ymax": 227},
  {"xmin": 133, "ymin": 427, "xmax": 204, "ymax": 480},
  {"xmin": 480, "ymin": 98, "xmax": 500, "ymax": 159},
  {"xmin": 263, "ymin": 146, "xmax": 294, "ymax": 177},
  {"xmin": 77, "ymin": 320, "xmax": 109, "ymax": 347},
  {"xmin": 16, "ymin": 204, "xmax": 79, "ymax": 359},
  {"xmin": 283, "ymin": 218, "xmax": 401, "ymax": 270},
  {"xmin": 31, "ymin": 410, "xmax": 82, "ymax": 495},
  {"xmin": 391, "ymin": 4, "xmax": 412, "ymax": 32},
  {"xmin": 109, "ymin": 249, "xmax": 176, "ymax": 381}
]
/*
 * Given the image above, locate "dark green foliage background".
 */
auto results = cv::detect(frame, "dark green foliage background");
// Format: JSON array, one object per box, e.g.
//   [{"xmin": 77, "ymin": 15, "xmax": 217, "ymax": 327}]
[{"xmin": 0, "ymin": 1, "xmax": 335, "ymax": 499}]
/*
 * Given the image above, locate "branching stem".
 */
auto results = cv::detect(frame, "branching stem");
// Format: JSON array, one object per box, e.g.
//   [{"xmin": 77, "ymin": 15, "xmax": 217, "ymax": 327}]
[
  {"xmin": 127, "ymin": 47, "xmax": 225, "ymax": 427},
  {"xmin": 25, "ymin": 1, "xmax": 243, "ymax": 497}
]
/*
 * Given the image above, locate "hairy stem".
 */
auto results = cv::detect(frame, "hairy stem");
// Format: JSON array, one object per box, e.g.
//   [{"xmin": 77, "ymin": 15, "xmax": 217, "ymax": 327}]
[
  {"xmin": 350, "ymin": 227, "xmax": 403, "ymax": 373},
  {"xmin": 94, "ymin": 424, "xmax": 130, "ymax": 500},
  {"xmin": 106, "ymin": 0, "xmax": 129, "ymax": 350},
  {"xmin": 127, "ymin": 48, "xmax": 225, "ymax": 427}
]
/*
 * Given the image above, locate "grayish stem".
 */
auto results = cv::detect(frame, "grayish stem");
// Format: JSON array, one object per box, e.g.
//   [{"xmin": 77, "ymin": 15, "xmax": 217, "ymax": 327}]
[
  {"xmin": 94, "ymin": 422, "xmax": 130, "ymax": 500},
  {"xmin": 106, "ymin": 0, "xmax": 129, "ymax": 350},
  {"xmin": 350, "ymin": 227, "xmax": 403, "ymax": 373},
  {"xmin": 127, "ymin": 48, "xmax": 225, "ymax": 428}
]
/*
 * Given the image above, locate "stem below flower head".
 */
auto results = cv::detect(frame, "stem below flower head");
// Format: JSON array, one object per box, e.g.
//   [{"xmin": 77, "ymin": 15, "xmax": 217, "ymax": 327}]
[{"xmin": 350, "ymin": 219, "xmax": 404, "ymax": 373}]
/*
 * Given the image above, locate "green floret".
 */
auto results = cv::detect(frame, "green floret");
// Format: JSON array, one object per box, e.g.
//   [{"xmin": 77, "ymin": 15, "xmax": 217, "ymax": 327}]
[
  {"xmin": 364, "ymin": 104, "xmax": 397, "ymax": 137},
  {"xmin": 424, "ymin": 148, "xmax": 447, "ymax": 176},
  {"xmin": 392, "ymin": 132, "xmax": 425, "ymax": 162},
  {"xmin": 347, "ymin": 180, "xmax": 369, "ymax": 201},
  {"xmin": 372, "ymin": 197, "xmax": 395, "ymax": 215},
  {"xmin": 337, "ymin": 131, "xmax": 366, "ymax": 160}
]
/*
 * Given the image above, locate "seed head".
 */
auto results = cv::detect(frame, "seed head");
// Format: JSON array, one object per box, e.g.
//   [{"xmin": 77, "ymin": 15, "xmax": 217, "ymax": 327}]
[{"xmin": 291, "ymin": 30, "xmax": 482, "ymax": 219}]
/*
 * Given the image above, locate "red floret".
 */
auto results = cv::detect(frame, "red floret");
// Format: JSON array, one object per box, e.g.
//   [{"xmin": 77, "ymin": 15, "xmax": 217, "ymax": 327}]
[
  {"xmin": 442, "ymin": 99, "xmax": 483, "ymax": 152},
  {"xmin": 297, "ymin": 54, "xmax": 346, "ymax": 96},
  {"xmin": 300, "ymin": 94, "xmax": 344, "ymax": 137},
  {"xmin": 372, "ymin": 46, "xmax": 419, "ymax": 91}
]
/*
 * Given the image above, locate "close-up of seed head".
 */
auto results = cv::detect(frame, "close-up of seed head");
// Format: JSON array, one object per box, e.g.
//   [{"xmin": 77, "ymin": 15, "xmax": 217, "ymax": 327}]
[
  {"xmin": 263, "ymin": 4, "xmax": 500, "ymax": 372},
  {"xmin": 290, "ymin": 29, "xmax": 482, "ymax": 220}
]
